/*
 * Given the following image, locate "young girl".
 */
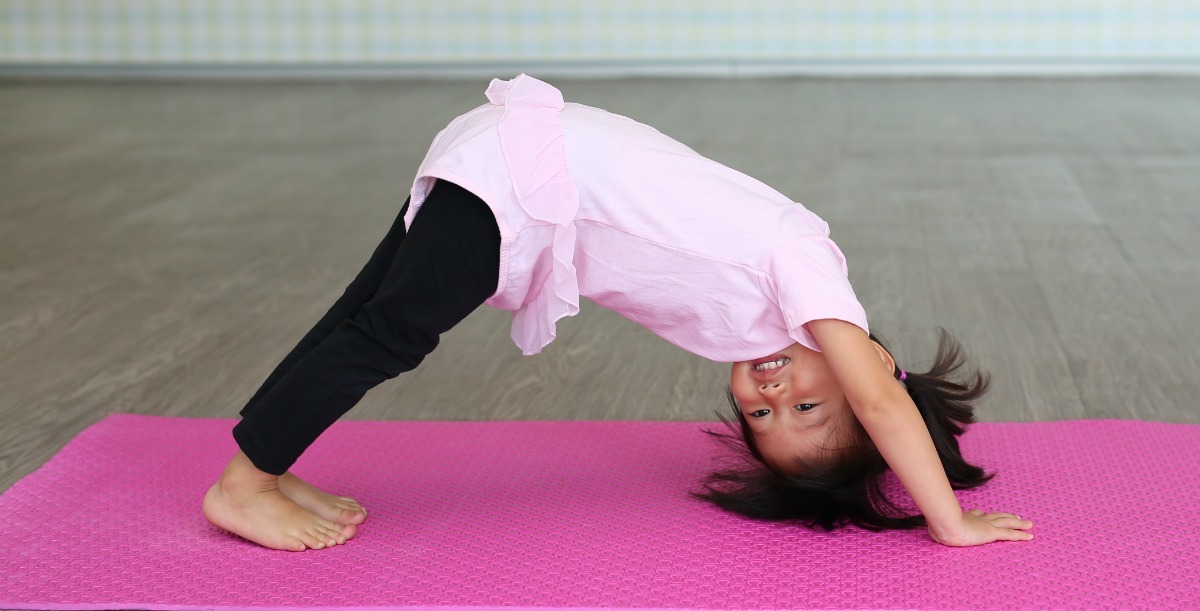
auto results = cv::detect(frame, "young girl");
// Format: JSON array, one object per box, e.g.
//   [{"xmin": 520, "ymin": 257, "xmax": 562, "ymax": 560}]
[{"xmin": 203, "ymin": 74, "xmax": 1034, "ymax": 551}]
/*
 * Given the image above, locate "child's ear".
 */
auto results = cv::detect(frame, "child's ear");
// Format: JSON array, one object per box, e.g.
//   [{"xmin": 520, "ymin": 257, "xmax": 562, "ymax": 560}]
[{"xmin": 871, "ymin": 340, "xmax": 896, "ymax": 374}]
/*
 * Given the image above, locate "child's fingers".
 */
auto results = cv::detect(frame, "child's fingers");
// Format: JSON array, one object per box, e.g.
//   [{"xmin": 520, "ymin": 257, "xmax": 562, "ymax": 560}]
[
  {"xmin": 995, "ymin": 527, "xmax": 1035, "ymax": 542},
  {"xmin": 988, "ymin": 516, "xmax": 1034, "ymax": 531},
  {"xmin": 982, "ymin": 511, "xmax": 1024, "ymax": 522},
  {"xmin": 984, "ymin": 511, "xmax": 1018, "ymax": 519}
]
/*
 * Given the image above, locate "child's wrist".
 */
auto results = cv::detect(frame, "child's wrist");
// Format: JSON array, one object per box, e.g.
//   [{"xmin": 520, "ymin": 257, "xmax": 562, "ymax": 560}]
[{"xmin": 926, "ymin": 515, "xmax": 967, "ymax": 544}]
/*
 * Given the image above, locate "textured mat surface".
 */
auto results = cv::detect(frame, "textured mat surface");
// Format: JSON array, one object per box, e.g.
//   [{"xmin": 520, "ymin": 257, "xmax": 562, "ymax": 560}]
[{"xmin": 2, "ymin": 414, "xmax": 1198, "ymax": 610}]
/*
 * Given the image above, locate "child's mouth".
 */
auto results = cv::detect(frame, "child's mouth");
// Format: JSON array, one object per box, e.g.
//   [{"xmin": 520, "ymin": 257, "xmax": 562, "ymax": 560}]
[{"xmin": 751, "ymin": 356, "xmax": 790, "ymax": 372}]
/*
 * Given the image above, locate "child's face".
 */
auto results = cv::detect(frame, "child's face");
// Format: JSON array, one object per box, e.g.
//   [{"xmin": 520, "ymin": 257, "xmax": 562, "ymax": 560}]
[{"xmin": 728, "ymin": 342, "xmax": 856, "ymax": 473}]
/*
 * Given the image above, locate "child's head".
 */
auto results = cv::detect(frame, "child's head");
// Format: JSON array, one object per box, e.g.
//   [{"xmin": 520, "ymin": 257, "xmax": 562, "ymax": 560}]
[
  {"xmin": 725, "ymin": 336, "xmax": 895, "ymax": 475},
  {"xmin": 695, "ymin": 329, "xmax": 993, "ymax": 530}
]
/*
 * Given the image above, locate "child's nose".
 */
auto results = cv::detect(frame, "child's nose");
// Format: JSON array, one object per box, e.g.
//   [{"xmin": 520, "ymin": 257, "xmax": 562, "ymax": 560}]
[{"xmin": 758, "ymin": 381, "xmax": 784, "ymax": 396}]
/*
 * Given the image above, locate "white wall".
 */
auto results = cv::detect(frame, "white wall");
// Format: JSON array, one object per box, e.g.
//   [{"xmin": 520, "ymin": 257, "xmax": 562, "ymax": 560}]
[{"xmin": 2, "ymin": 0, "xmax": 1198, "ymax": 77}]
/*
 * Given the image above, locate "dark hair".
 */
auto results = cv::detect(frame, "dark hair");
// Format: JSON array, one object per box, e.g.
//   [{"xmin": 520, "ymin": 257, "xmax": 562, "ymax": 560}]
[{"xmin": 692, "ymin": 329, "xmax": 993, "ymax": 531}]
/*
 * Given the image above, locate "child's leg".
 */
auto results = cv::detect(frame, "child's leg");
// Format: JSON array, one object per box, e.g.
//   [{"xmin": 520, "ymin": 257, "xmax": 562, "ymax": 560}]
[
  {"xmin": 235, "ymin": 200, "xmax": 414, "ymax": 528},
  {"xmin": 204, "ymin": 180, "xmax": 500, "ymax": 551},
  {"xmin": 232, "ymin": 180, "xmax": 500, "ymax": 474},
  {"xmin": 238, "ymin": 198, "xmax": 411, "ymax": 418}
]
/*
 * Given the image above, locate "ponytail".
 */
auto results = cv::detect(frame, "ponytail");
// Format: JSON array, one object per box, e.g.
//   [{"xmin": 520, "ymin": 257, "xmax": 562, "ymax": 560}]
[{"xmin": 899, "ymin": 329, "xmax": 994, "ymax": 490}]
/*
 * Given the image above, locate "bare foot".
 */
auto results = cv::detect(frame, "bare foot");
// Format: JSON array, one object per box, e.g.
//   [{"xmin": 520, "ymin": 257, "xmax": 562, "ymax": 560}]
[
  {"xmin": 203, "ymin": 452, "xmax": 353, "ymax": 552},
  {"xmin": 278, "ymin": 472, "xmax": 368, "ymax": 526}
]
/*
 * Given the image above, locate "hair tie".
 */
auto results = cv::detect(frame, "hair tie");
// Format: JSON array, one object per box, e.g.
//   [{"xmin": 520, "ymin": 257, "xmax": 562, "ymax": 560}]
[{"xmin": 898, "ymin": 370, "xmax": 907, "ymax": 382}]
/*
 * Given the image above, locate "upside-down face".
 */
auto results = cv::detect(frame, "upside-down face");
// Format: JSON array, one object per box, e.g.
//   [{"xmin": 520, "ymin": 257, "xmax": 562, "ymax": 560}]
[{"xmin": 729, "ymin": 341, "xmax": 894, "ymax": 473}]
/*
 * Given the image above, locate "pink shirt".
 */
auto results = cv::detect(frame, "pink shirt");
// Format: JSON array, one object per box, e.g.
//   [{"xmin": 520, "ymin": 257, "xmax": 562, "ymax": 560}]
[{"xmin": 408, "ymin": 74, "xmax": 868, "ymax": 362}]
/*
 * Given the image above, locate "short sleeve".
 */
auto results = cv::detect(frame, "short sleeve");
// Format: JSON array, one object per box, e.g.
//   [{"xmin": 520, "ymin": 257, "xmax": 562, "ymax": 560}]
[{"xmin": 766, "ymin": 237, "xmax": 869, "ymax": 350}]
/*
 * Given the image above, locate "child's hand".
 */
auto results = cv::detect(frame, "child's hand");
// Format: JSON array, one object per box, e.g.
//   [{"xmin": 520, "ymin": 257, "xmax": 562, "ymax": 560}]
[{"xmin": 928, "ymin": 509, "xmax": 1034, "ymax": 547}]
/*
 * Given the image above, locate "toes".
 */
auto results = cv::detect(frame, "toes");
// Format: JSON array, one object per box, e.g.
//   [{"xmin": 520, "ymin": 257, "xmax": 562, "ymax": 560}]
[
  {"xmin": 318, "ymin": 519, "xmax": 350, "ymax": 544},
  {"xmin": 294, "ymin": 523, "xmax": 348, "ymax": 550},
  {"xmin": 336, "ymin": 499, "xmax": 366, "ymax": 513},
  {"xmin": 336, "ymin": 521, "xmax": 358, "ymax": 539},
  {"xmin": 328, "ymin": 501, "xmax": 367, "ymax": 524},
  {"xmin": 315, "ymin": 524, "xmax": 347, "ymax": 546},
  {"xmin": 296, "ymin": 531, "xmax": 326, "ymax": 550},
  {"xmin": 341, "ymin": 508, "xmax": 368, "ymax": 525}
]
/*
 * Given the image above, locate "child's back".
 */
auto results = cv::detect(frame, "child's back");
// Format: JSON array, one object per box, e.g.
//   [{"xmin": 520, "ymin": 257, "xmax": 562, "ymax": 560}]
[{"xmin": 412, "ymin": 74, "xmax": 867, "ymax": 361}]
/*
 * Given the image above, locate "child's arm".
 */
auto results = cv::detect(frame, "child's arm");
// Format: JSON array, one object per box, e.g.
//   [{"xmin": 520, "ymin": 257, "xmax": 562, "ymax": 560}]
[{"xmin": 808, "ymin": 319, "xmax": 1034, "ymax": 546}]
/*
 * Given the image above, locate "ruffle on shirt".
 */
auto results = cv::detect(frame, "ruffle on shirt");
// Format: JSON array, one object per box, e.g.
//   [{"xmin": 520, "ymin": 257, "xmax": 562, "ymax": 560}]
[{"xmin": 486, "ymin": 74, "xmax": 581, "ymax": 354}]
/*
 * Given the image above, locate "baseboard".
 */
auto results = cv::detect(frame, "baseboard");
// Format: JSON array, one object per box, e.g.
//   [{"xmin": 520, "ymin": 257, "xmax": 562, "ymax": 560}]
[{"xmin": 2, "ymin": 58, "xmax": 1199, "ymax": 80}]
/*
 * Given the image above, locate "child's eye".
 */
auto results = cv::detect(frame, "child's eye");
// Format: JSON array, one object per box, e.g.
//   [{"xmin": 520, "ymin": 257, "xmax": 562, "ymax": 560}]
[
  {"xmin": 794, "ymin": 404, "xmax": 816, "ymax": 412},
  {"xmin": 749, "ymin": 409, "xmax": 770, "ymax": 418}
]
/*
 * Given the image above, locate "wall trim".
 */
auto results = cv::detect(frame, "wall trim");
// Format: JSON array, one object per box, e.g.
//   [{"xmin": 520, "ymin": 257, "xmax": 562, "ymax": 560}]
[{"xmin": 3, "ymin": 59, "xmax": 1200, "ymax": 80}]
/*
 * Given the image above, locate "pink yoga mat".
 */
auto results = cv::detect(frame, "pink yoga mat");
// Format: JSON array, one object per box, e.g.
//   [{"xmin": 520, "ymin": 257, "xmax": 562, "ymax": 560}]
[{"xmin": 2, "ymin": 414, "xmax": 1198, "ymax": 610}]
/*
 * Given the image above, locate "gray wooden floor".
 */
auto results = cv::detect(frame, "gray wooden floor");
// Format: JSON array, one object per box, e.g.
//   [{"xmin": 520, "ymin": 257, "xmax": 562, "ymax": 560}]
[{"xmin": 3, "ymin": 77, "xmax": 1199, "ymax": 491}]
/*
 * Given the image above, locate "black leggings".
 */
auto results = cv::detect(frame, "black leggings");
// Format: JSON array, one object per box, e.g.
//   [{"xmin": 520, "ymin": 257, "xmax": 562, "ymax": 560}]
[{"xmin": 233, "ymin": 180, "xmax": 501, "ymax": 475}]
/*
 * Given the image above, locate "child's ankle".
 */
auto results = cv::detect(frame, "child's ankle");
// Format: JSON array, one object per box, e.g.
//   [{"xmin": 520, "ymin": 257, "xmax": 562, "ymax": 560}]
[{"xmin": 221, "ymin": 452, "xmax": 280, "ymax": 487}]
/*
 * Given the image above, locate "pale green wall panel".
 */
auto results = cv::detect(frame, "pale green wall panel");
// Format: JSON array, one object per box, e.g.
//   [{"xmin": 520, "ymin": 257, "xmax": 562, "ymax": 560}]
[{"xmin": 2, "ymin": 0, "xmax": 1198, "ymax": 68}]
